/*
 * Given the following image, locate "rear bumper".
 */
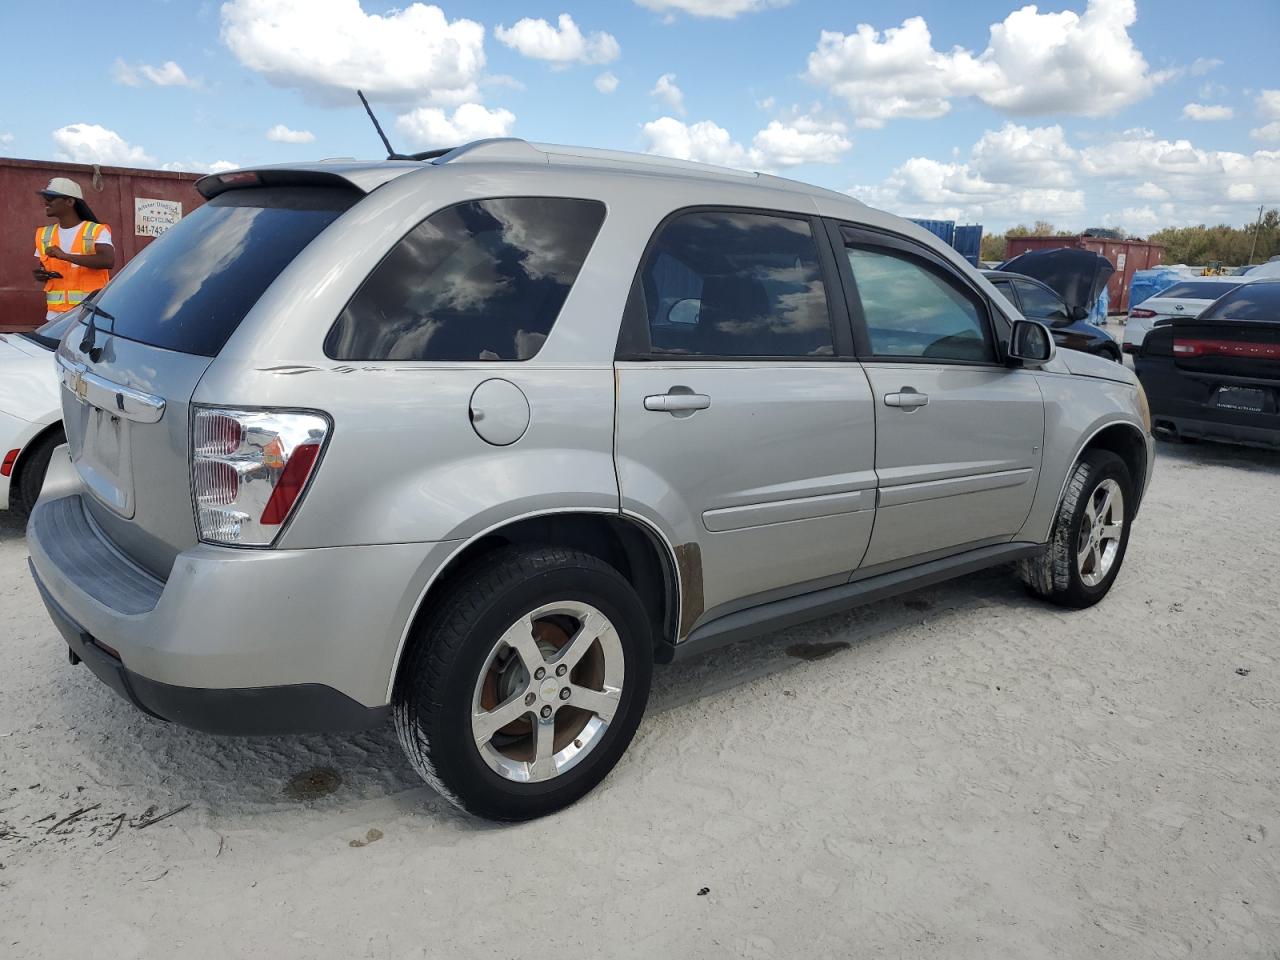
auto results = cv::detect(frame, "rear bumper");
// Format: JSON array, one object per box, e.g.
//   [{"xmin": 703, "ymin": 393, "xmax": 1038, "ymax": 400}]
[
  {"xmin": 26, "ymin": 470, "xmax": 445, "ymax": 733},
  {"xmin": 1151, "ymin": 415, "xmax": 1280, "ymax": 450},
  {"xmin": 31, "ymin": 561, "xmax": 389, "ymax": 735}
]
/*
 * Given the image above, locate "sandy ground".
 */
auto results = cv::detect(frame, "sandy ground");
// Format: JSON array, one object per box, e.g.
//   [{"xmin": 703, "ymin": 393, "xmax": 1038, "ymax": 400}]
[{"xmin": 2, "ymin": 438, "xmax": 1279, "ymax": 959}]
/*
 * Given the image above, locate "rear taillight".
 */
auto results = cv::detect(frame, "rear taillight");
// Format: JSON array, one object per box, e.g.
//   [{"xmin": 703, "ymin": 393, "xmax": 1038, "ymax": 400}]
[
  {"xmin": 2, "ymin": 448, "xmax": 19, "ymax": 478},
  {"xmin": 1129, "ymin": 308, "xmax": 1157, "ymax": 319},
  {"xmin": 1172, "ymin": 338, "xmax": 1280, "ymax": 359},
  {"xmin": 191, "ymin": 407, "xmax": 330, "ymax": 546}
]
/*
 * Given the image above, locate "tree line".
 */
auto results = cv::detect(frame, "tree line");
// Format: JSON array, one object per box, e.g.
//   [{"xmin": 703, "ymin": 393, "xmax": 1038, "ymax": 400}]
[{"xmin": 979, "ymin": 210, "xmax": 1280, "ymax": 267}]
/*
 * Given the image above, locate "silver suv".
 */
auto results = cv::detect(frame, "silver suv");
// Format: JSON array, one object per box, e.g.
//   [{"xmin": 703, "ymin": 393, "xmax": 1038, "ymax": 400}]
[{"xmin": 28, "ymin": 140, "xmax": 1154, "ymax": 820}]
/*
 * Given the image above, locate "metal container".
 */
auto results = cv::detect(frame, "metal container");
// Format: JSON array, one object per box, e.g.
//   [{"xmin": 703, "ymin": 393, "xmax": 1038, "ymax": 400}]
[
  {"xmin": 1, "ymin": 157, "xmax": 206, "ymax": 331},
  {"xmin": 952, "ymin": 225, "xmax": 983, "ymax": 266},
  {"xmin": 908, "ymin": 218, "xmax": 956, "ymax": 246},
  {"xmin": 1004, "ymin": 236, "xmax": 1165, "ymax": 313}
]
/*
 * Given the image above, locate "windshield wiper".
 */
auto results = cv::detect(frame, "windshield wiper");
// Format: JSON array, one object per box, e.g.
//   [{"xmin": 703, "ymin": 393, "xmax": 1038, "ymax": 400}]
[{"xmin": 78, "ymin": 300, "xmax": 116, "ymax": 363}]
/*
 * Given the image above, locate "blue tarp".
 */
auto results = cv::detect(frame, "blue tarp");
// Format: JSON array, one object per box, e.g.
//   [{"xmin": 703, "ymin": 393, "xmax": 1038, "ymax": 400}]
[{"xmin": 1128, "ymin": 267, "xmax": 1186, "ymax": 307}]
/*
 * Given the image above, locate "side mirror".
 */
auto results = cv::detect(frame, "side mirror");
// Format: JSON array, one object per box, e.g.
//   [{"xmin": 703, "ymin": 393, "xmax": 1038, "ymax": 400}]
[
  {"xmin": 1008, "ymin": 319, "xmax": 1055, "ymax": 366},
  {"xmin": 1070, "ymin": 305, "xmax": 1089, "ymax": 321}
]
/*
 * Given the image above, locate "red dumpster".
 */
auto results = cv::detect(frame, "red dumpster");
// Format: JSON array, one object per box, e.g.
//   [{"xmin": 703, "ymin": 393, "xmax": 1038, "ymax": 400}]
[{"xmin": 1, "ymin": 157, "xmax": 207, "ymax": 331}]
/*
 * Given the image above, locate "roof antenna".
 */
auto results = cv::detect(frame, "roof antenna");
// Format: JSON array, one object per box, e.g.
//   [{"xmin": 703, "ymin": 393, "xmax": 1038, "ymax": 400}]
[
  {"xmin": 356, "ymin": 89, "xmax": 456, "ymax": 162},
  {"xmin": 357, "ymin": 89, "xmax": 404, "ymax": 159}
]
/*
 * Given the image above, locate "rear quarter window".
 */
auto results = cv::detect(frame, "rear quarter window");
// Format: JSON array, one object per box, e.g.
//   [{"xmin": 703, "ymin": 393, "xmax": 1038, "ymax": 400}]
[
  {"xmin": 325, "ymin": 197, "xmax": 606, "ymax": 362},
  {"xmin": 87, "ymin": 187, "xmax": 356, "ymax": 357}
]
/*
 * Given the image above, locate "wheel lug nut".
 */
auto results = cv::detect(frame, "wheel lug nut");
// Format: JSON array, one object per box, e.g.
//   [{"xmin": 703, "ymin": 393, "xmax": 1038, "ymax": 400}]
[
  {"xmin": 559, "ymin": 687, "xmax": 571, "ymax": 700},
  {"xmin": 524, "ymin": 692, "xmax": 536, "ymax": 706},
  {"xmin": 540, "ymin": 705, "xmax": 553, "ymax": 719},
  {"xmin": 534, "ymin": 667, "xmax": 546, "ymax": 680},
  {"xmin": 555, "ymin": 664, "xmax": 567, "ymax": 677}
]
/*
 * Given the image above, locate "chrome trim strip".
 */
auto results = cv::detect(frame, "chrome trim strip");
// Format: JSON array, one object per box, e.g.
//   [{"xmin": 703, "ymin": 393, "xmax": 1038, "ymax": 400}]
[
  {"xmin": 702, "ymin": 488, "xmax": 873, "ymax": 532},
  {"xmin": 57, "ymin": 354, "xmax": 166, "ymax": 424},
  {"xmin": 877, "ymin": 467, "xmax": 1033, "ymax": 508}
]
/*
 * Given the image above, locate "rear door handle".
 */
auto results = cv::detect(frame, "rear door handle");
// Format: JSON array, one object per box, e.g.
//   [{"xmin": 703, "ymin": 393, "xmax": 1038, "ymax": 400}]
[
  {"xmin": 644, "ymin": 393, "xmax": 711, "ymax": 413},
  {"xmin": 884, "ymin": 388, "xmax": 929, "ymax": 409}
]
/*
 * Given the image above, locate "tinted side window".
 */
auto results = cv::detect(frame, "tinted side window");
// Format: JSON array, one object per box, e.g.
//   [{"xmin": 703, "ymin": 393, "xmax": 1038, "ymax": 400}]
[
  {"xmin": 1013, "ymin": 280, "xmax": 1066, "ymax": 320},
  {"xmin": 846, "ymin": 246, "xmax": 994, "ymax": 362},
  {"xmin": 326, "ymin": 197, "xmax": 605, "ymax": 362},
  {"xmin": 641, "ymin": 211, "xmax": 832, "ymax": 358}
]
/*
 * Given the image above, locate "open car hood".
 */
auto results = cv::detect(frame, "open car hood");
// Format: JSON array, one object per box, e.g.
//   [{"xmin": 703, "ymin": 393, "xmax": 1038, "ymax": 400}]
[{"xmin": 999, "ymin": 248, "xmax": 1115, "ymax": 315}]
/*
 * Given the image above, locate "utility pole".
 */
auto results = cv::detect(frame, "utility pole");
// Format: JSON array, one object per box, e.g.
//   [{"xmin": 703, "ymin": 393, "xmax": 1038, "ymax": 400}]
[{"xmin": 1248, "ymin": 203, "xmax": 1264, "ymax": 265}]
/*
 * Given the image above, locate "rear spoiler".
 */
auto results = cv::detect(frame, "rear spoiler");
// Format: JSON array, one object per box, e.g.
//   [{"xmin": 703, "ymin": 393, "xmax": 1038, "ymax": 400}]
[{"xmin": 195, "ymin": 168, "xmax": 372, "ymax": 200}]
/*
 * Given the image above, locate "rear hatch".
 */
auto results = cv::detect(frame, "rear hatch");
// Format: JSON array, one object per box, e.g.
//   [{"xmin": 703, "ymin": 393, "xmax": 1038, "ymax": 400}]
[{"xmin": 56, "ymin": 183, "xmax": 358, "ymax": 578}]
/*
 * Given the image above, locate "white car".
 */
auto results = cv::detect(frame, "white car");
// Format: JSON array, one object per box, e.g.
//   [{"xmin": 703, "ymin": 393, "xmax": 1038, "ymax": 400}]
[
  {"xmin": 0, "ymin": 313, "xmax": 71, "ymax": 518},
  {"xmin": 1122, "ymin": 276, "xmax": 1250, "ymax": 354}
]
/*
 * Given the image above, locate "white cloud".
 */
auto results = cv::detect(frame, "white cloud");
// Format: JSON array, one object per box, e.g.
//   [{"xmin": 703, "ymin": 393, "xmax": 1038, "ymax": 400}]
[
  {"xmin": 1190, "ymin": 57, "xmax": 1222, "ymax": 76},
  {"xmin": 52, "ymin": 123, "xmax": 156, "ymax": 166},
  {"xmin": 969, "ymin": 123, "xmax": 1077, "ymax": 187},
  {"xmin": 1258, "ymin": 90, "xmax": 1280, "ymax": 120},
  {"xmin": 641, "ymin": 115, "xmax": 850, "ymax": 171},
  {"xmin": 807, "ymin": 0, "xmax": 1165, "ymax": 127},
  {"xmin": 1251, "ymin": 121, "xmax": 1280, "ymax": 143},
  {"xmin": 113, "ymin": 59, "xmax": 198, "ymax": 87},
  {"xmin": 651, "ymin": 73, "xmax": 685, "ymax": 115},
  {"xmin": 750, "ymin": 117, "xmax": 851, "ymax": 166},
  {"xmin": 162, "ymin": 159, "xmax": 240, "ymax": 174},
  {"xmin": 634, "ymin": 0, "xmax": 790, "ymax": 18},
  {"xmin": 850, "ymin": 155, "xmax": 1085, "ymax": 224},
  {"xmin": 1198, "ymin": 81, "xmax": 1228, "ymax": 100},
  {"xmin": 847, "ymin": 123, "xmax": 1280, "ymax": 231},
  {"xmin": 594, "ymin": 71, "xmax": 619, "ymax": 94},
  {"xmin": 395, "ymin": 103, "xmax": 515, "ymax": 147},
  {"xmin": 221, "ymin": 0, "xmax": 485, "ymax": 105},
  {"xmin": 266, "ymin": 123, "xmax": 316, "ymax": 143},
  {"xmin": 495, "ymin": 14, "xmax": 619, "ymax": 66},
  {"xmin": 1182, "ymin": 103, "xmax": 1234, "ymax": 121},
  {"xmin": 0, "ymin": 132, "xmax": 13, "ymax": 146},
  {"xmin": 1133, "ymin": 181, "xmax": 1169, "ymax": 201}
]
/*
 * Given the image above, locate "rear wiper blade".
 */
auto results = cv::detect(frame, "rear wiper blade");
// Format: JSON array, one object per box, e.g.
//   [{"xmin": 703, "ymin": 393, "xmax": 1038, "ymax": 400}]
[{"xmin": 78, "ymin": 300, "xmax": 117, "ymax": 362}]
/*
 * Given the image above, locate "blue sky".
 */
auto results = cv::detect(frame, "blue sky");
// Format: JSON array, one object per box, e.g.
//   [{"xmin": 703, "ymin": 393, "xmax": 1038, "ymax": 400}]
[{"xmin": 1, "ymin": 0, "xmax": 1276, "ymax": 232}]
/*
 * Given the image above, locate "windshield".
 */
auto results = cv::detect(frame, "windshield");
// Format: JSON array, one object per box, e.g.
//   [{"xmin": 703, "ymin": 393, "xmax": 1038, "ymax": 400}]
[
  {"xmin": 79, "ymin": 186, "xmax": 357, "ymax": 357},
  {"xmin": 1158, "ymin": 281, "xmax": 1241, "ymax": 300}
]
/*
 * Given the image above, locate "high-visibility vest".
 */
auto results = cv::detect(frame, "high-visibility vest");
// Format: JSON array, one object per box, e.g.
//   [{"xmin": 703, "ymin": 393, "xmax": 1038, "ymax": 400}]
[{"xmin": 35, "ymin": 222, "xmax": 112, "ymax": 313}]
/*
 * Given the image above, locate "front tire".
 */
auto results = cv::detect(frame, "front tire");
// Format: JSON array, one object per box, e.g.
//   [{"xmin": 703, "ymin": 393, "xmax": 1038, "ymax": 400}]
[
  {"xmin": 394, "ymin": 546, "xmax": 653, "ymax": 821},
  {"xmin": 1018, "ymin": 449, "xmax": 1133, "ymax": 608}
]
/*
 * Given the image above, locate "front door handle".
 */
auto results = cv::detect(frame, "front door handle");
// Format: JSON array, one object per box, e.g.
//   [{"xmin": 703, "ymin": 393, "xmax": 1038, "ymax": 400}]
[
  {"xmin": 644, "ymin": 392, "xmax": 711, "ymax": 413},
  {"xmin": 884, "ymin": 388, "xmax": 929, "ymax": 409}
]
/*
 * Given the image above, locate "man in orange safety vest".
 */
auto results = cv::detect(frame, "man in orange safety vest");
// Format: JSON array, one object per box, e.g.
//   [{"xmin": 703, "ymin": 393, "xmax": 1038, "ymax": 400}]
[{"xmin": 32, "ymin": 177, "xmax": 115, "ymax": 320}]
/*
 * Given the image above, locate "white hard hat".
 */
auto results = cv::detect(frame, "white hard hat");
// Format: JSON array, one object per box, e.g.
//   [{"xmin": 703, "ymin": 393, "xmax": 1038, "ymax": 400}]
[{"xmin": 38, "ymin": 177, "xmax": 84, "ymax": 200}]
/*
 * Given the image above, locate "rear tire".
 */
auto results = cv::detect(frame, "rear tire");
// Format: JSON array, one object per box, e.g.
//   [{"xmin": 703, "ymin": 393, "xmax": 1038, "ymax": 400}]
[
  {"xmin": 1018, "ymin": 449, "xmax": 1133, "ymax": 608},
  {"xmin": 394, "ymin": 545, "xmax": 652, "ymax": 821},
  {"xmin": 8, "ymin": 429, "xmax": 64, "ymax": 522}
]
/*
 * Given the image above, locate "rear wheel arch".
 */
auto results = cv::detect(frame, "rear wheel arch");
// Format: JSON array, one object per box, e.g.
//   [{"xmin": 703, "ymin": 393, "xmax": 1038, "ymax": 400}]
[{"xmin": 390, "ymin": 511, "xmax": 680, "ymax": 698}]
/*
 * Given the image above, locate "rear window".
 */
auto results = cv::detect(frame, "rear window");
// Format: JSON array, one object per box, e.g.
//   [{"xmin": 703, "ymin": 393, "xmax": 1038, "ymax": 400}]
[
  {"xmin": 325, "ymin": 197, "xmax": 605, "ymax": 362},
  {"xmin": 1159, "ymin": 281, "xmax": 1241, "ymax": 300},
  {"xmin": 1198, "ymin": 282, "xmax": 1280, "ymax": 322},
  {"xmin": 86, "ymin": 187, "xmax": 355, "ymax": 357}
]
